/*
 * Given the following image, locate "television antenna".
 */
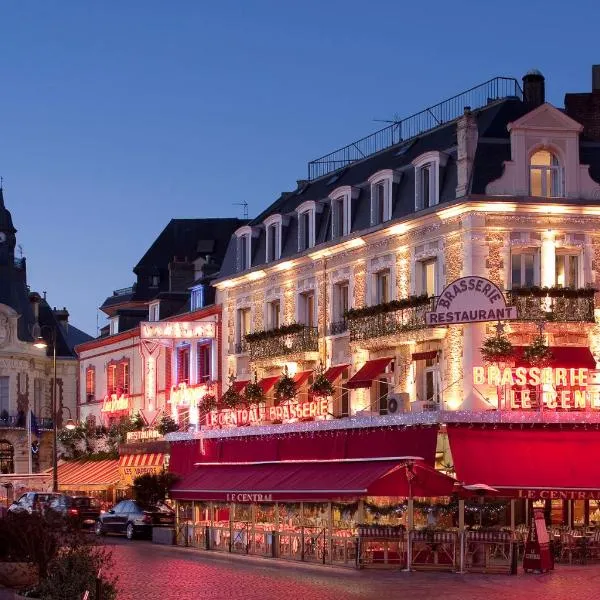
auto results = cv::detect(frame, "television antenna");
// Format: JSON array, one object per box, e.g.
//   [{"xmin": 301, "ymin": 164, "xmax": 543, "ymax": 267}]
[{"xmin": 233, "ymin": 201, "xmax": 249, "ymax": 219}]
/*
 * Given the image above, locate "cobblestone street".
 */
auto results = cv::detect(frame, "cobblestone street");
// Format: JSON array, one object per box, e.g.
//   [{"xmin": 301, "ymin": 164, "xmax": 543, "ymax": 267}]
[{"xmin": 103, "ymin": 538, "xmax": 600, "ymax": 600}]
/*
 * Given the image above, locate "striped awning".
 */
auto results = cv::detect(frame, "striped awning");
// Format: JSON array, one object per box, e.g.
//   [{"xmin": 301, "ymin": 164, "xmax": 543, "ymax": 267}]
[
  {"xmin": 119, "ymin": 453, "xmax": 166, "ymax": 486},
  {"xmin": 57, "ymin": 459, "xmax": 120, "ymax": 490}
]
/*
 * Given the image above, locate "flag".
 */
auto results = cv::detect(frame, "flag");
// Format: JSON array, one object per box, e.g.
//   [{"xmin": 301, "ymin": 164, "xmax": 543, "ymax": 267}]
[{"xmin": 30, "ymin": 411, "xmax": 40, "ymax": 437}]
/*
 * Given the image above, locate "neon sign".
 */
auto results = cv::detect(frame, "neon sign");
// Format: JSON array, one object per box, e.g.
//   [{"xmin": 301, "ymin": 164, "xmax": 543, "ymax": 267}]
[
  {"xmin": 170, "ymin": 382, "xmax": 208, "ymax": 408},
  {"xmin": 204, "ymin": 398, "xmax": 332, "ymax": 428},
  {"xmin": 126, "ymin": 430, "xmax": 162, "ymax": 442},
  {"xmin": 101, "ymin": 393, "xmax": 129, "ymax": 413},
  {"xmin": 140, "ymin": 321, "xmax": 215, "ymax": 340},
  {"xmin": 473, "ymin": 366, "xmax": 600, "ymax": 410}
]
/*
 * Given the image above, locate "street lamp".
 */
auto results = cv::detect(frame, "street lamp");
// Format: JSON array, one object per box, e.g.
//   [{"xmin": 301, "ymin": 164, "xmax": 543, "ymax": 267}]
[{"xmin": 33, "ymin": 324, "xmax": 76, "ymax": 492}]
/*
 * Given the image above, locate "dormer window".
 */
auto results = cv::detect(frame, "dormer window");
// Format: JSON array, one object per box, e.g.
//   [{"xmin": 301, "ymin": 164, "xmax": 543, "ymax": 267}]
[
  {"xmin": 264, "ymin": 214, "xmax": 282, "ymax": 263},
  {"xmin": 368, "ymin": 170, "xmax": 397, "ymax": 226},
  {"xmin": 529, "ymin": 149, "xmax": 564, "ymax": 198},
  {"xmin": 148, "ymin": 301, "xmax": 160, "ymax": 322},
  {"xmin": 235, "ymin": 226, "xmax": 253, "ymax": 272},
  {"xmin": 109, "ymin": 316, "xmax": 119, "ymax": 336},
  {"xmin": 296, "ymin": 201, "xmax": 317, "ymax": 252},
  {"xmin": 190, "ymin": 285, "xmax": 205, "ymax": 310},
  {"xmin": 329, "ymin": 186, "xmax": 357, "ymax": 239},
  {"xmin": 413, "ymin": 152, "xmax": 447, "ymax": 211}
]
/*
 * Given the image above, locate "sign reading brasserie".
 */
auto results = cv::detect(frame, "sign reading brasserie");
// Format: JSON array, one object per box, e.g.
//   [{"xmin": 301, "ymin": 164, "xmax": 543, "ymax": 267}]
[
  {"xmin": 140, "ymin": 320, "xmax": 215, "ymax": 340},
  {"xmin": 426, "ymin": 276, "xmax": 518, "ymax": 325},
  {"xmin": 204, "ymin": 398, "xmax": 331, "ymax": 428},
  {"xmin": 473, "ymin": 365, "xmax": 600, "ymax": 410}
]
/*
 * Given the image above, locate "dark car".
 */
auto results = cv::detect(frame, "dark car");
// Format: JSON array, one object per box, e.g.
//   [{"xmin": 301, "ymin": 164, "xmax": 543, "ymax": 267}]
[
  {"xmin": 94, "ymin": 500, "xmax": 175, "ymax": 540},
  {"xmin": 46, "ymin": 495, "xmax": 101, "ymax": 529},
  {"xmin": 7, "ymin": 492, "xmax": 62, "ymax": 516}
]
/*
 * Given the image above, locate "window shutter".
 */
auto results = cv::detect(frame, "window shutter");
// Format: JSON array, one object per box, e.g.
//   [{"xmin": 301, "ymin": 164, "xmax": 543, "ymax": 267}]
[
  {"xmin": 298, "ymin": 213, "xmax": 306, "ymax": 252},
  {"xmin": 165, "ymin": 350, "xmax": 172, "ymax": 391},
  {"xmin": 370, "ymin": 186, "xmax": 377, "ymax": 226},
  {"xmin": 415, "ymin": 169, "xmax": 422, "ymax": 211},
  {"xmin": 177, "ymin": 349, "xmax": 184, "ymax": 384},
  {"xmin": 107, "ymin": 365, "xmax": 115, "ymax": 394}
]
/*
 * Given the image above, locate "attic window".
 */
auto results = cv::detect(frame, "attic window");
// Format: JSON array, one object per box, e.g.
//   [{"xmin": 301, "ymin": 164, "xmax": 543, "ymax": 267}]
[
  {"xmin": 529, "ymin": 150, "xmax": 564, "ymax": 198},
  {"xmin": 264, "ymin": 214, "xmax": 283, "ymax": 263},
  {"xmin": 368, "ymin": 170, "xmax": 397, "ymax": 226},
  {"xmin": 296, "ymin": 200, "xmax": 317, "ymax": 251},
  {"xmin": 148, "ymin": 301, "xmax": 160, "ymax": 322},
  {"xmin": 235, "ymin": 225, "xmax": 253, "ymax": 272},
  {"xmin": 412, "ymin": 151, "xmax": 448, "ymax": 211},
  {"xmin": 329, "ymin": 186, "xmax": 357, "ymax": 239}
]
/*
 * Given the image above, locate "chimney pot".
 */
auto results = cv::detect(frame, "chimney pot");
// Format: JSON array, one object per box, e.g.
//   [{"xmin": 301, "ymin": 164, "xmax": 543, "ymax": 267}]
[
  {"xmin": 522, "ymin": 70, "xmax": 545, "ymax": 108},
  {"xmin": 593, "ymin": 65, "xmax": 600, "ymax": 92}
]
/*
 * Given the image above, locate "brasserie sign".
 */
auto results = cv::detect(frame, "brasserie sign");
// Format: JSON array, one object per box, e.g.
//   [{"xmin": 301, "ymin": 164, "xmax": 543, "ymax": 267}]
[{"xmin": 426, "ymin": 276, "xmax": 518, "ymax": 325}]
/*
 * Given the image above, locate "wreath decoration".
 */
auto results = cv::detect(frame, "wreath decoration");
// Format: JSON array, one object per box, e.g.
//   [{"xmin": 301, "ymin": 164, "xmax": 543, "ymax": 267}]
[
  {"xmin": 309, "ymin": 364, "xmax": 335, "ymax": 398},
  {"xmin": 274, "ymin": 367, "xmax": 297, "ymax": 403},
  {"xmin": 244, "ymin": 373, "xmax": 265, "ymax": 406}
]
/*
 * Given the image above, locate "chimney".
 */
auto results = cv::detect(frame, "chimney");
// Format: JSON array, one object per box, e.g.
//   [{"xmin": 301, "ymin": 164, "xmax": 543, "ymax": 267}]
[
  {"xmin": 53, "ymin": 307, "xmax": 69, "ymax": 331},
  {"xmin": 29, "ymin": 292, "xmax": 41, "ymax": 321},
  {"xmin": 455, "ymin": 107, "xmax": 479, "ymax": 198},
  {"xmin": 522, "ymin": 70, "xmax": 545, "ymax": 109},
  {"xmin": 564, "ymin": 65, "xmax": 600, "ymax": 141}
]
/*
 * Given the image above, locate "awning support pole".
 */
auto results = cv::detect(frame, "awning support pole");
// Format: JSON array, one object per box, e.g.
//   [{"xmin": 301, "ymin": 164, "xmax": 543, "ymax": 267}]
[
  {"xmin": 510, "ymin": 499, "xmax": 516, "ymax": 531},
  {"xmin": 404, "ymin": 497, "xmax": 414, "ymax": 572},
  {"xmin": 458, "ymin": 499, "xmax": 465, "ymax": 573}
]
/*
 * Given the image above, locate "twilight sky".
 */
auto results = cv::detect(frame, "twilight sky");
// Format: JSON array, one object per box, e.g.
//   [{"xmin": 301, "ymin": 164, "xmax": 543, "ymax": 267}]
[{"xmin": 0, "ymin": 0, "xmax": 598, "ymax": 337}]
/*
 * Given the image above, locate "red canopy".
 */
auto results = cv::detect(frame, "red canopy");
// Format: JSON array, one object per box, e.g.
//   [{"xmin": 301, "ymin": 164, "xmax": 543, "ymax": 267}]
[
  {"xmin": 170, "ymin": 458, "xmax": 456, "ymax": 501},
  {"xmin": 323, "ymin": 364, "xmax": 350, "ymax": 383},
  {"xmin": 448, "ymin": 424, "xmax": 600, "ymax": 498},
  {"xmin": 232, "ymin": 380, "xmax": 249, "ymax": 394},
  {"xmin": 346, "ymin": 358, "xmax": 392, "ymax": 389},
  {"xmin": 512, "ymin": 346, "xmax": 595, "ymax": 369},
  {"xmin": 258, "ymin": 376, "xmax": 280, "ymax": 394},
  {"xmin": 293, "ymin": 371, "xmax": 313, "ymax": 386}
]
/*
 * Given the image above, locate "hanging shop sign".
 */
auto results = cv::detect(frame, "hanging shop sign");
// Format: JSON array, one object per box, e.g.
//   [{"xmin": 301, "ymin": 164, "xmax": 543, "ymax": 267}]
[
  {"xmin": 473, "ymin": 365, "xmax": 600, "ymax": 410},
  {"xmin": 126, "ymin": 429, "xmax": 163, "ymax": 443},
  {"xmin": 425, "ymin": 276, "xmax": 518, "ymax": 325},
  {"xmin": 204, "ymin": 398, "xmax": 332, "ymax": 428},
  {"xmin": 101, "ymin": 393, "xmax": 130, "ymax": 414},
  {"xmin": 140, "ymin": 321, "xmax": 215, "ymax": 340}
]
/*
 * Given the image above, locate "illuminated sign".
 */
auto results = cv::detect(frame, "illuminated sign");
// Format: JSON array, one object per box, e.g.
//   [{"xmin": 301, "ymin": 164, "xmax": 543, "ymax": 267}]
[
  {"xmin": 126, "ymin": 430, "xmax": 162, "ymax": 443},
  {"xmin": 226, "ymin": 493, "xmax": 273, "ymax": 502},
  {"xmin": 140, "ymin": 321, "xmax": 215, "ymax": 340},
  {"xmin": 426, "ymin": 276, "xmax": 518, "ymax": 325},
  {"xmin": 170, "ymin": 382, "xmax": 208, "ymax": 408},
  {"xmin": 204, "ymin": 398, "xmax": 332, "ymax": 428},
  {"xmin": 517, "ymin": 489, "xmax": 600, "ymax": 500},
  {"xmin": 101, "ymin": 393, "xmax": 129, "ymax": 413},
  {"xmin": 473, "ymin": 366, "xmax": 600, "ymax": 410}
]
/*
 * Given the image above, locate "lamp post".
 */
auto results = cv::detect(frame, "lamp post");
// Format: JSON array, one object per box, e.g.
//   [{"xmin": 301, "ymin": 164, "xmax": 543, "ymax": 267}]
[{"xmin": 33, "ymin": 325, "xmax": 76, "ymax": 492}]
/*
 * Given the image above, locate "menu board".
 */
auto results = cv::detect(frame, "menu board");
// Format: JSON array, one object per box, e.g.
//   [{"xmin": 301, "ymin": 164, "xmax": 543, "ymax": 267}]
[{"xmin": 523, "ymin": 509, "xmax": 553, "ymax": 573}]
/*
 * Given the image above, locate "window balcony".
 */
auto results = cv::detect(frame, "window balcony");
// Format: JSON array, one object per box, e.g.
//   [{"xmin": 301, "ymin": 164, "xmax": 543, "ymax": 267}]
[
  {"xmin": 329, "ymin": 319, "xmax": 348, "ymax": 336},
  {"xmin": 0, "ymin": 413, "xmax": 53, "ymax": 430},
  {"xmin": 347, "ymin": 296, "xmax": 434, "ymax": 343},
  {"xmin": 506, "ymin": 288, "xmax": 595, "ymax": 323},
  {"xmin": 245, "ymin": 324, "xmax": 319, "ymax": 361}
]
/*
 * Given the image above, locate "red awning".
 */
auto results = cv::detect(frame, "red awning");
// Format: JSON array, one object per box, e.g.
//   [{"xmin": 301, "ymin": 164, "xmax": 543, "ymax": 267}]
[
  {"xmin": 170, "ymin": 458, "xmax": 456, "ymax": 501},
  {"xmin": 513, "ymin": 346, "xmax": 595, "ymax": 369},
  {"xmin": 119, "ymin": 453, "xmax": 165, "ymax": 468},
  {"xmin": 412, "ymin": 351, "xmax": 438, "ymax": 361},
  {"xmin": 56, "ymin": 459, "xmax": 120, "ymax": 489},
  {"xmin": 323, "ymin": 364, "xmax": 350, "ymax": 382},
  {"xmin": 232, "ymin": 380, "xmax": 249, "ymax": 394},
  {"xmin": 346, "ymin": 358, "xmax": 393, "ymax": 389},
  {"xmin": 258, "ymin": 376, "xmax": 280, "ymax": 394},
  {"xmin": 448, "ymin": 424, "xmax": 600, "ymax": 497},
  {"xmin": 293, "ymin": 371, "xmax": 313, "ymax": 386}
]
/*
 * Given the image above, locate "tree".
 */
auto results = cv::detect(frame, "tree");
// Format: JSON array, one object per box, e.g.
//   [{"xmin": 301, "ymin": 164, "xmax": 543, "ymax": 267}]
[{"xmin": 132, "ymin": 472, "xmax": 179, "ymax": 506}]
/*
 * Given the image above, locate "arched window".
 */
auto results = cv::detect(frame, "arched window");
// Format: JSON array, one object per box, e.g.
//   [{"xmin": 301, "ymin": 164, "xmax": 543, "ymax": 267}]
[
  {"xmin": 529, "ymin": 150, "xmax": 563, "ymax": 198},
  {"xmin": 0, "ymin": 440, "xmax": 14, "ymax": 474}
]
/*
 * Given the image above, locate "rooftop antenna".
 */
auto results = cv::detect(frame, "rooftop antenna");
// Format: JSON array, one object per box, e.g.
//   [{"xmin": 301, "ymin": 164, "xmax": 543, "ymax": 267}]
[
  {"xmin": 373, "ymin": 112, "xmax": 402, "ymax": 125},
  {"xmin": 233, "ymin": 201, "xmax": 249, "ymax": 219}
]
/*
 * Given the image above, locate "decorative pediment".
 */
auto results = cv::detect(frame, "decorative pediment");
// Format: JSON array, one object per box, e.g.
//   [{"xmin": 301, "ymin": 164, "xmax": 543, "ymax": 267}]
[{"xmin": 508, "ymin": 103, "xmax": 583, "ymax": 133}]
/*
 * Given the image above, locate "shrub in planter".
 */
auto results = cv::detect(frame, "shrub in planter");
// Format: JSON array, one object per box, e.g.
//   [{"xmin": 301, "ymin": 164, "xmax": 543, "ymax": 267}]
[
  {"xmin": 201, "ymin": 393, "xmax": 218, "ymax": 412},
  {"xmin": 244, "ymin": 374, "xmax": 264, "ymax": 406},
  {"xmin": 156, "ymin": 414, "xmax": 179, "ymax": 435},
  {"xmin": 274, "ymin": 369, "xmax": 297, "ymax": 403},
  {"xmin": 522, "ymin": 335, "xmax": 553, "ymax": 367},
  {"xmin": 221, "ymin": 386, "xmax": 243, "ymax": 409},
  {"xmin": 309, "ymin": 365, "xmax": 335, "ymax": 398},
  {"xmin": 480, "ymin": 334, "xmax": 514, "ymax": 364}
]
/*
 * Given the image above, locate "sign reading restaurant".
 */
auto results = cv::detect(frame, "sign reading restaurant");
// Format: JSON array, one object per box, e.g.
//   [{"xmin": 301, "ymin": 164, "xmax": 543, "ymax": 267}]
[
  {"xmin": 140, "ymin": 320, "xmax": 215, "ymax": 340},
  {"xmin": 426, "ymin": 276, "xmax": 518, "ymax": 325}
]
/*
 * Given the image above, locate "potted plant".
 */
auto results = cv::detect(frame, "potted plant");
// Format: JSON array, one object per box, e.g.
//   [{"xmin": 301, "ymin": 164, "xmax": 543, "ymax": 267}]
[
  {"xmin": 221, "ymin": 386, "xmax": 243, "ymax": 409},
  {"xmin": 480, "ymin": 333, "xmax": 514, "ymax": 365},
  {"xmin": 201, "ymin": 392, "xmax": 218, "ymax": 412},
  {"xmin": 309, "ymin": 364, "xmax": 335, "ymax": 398},
  {"xmin": 274, "ymin": 367, "xmax": 297, "ymax": 403},
  {"xmin": 244, "ymin": 373, "xmax": 265, "ymax": 406},
  {"xmin": 523, "ymin": 335, "xmax": 553, "ymax": 367}
]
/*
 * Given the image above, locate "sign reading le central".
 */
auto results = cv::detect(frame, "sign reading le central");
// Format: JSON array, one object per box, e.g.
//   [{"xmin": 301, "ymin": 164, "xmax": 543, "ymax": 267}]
[{"xmin": 426, "ymin": 276, "xmax": 518, "ymax": 325}]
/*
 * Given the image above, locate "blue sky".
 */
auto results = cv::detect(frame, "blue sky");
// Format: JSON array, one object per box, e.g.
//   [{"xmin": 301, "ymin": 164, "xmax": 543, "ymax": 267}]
[{"xmin": 0, "ymin": 0, "xmax": 598, "ymax": 336}]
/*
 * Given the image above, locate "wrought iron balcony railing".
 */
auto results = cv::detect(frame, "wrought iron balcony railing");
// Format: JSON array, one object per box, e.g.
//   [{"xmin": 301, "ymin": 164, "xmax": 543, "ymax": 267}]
[
  {"xmin": 506, "ymin": 290, "xmax": 595, "ymax": 323},
  {"xmin": 329, "ymin": 320, "xmax": 348, "ymax": 335},
  {"xmin": 246, "ymin": 325, "xmax": 319, "ymax": 361},
  {"xmin": 0, "ymin": 413, "xmax": 53, "ymax": 429},
  {"xmin": 234, "ymin": 340, "xmax": 248, "ymax": 355},
  {"xmin": 347, "ymin": 299, "xmax": 434, "ymax": 342}
]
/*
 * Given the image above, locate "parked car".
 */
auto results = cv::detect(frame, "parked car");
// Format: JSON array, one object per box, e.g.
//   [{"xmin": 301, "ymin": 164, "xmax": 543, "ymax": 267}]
[
  {"xmin": 94, "ymin": 500, "xmax": 175, "ymax": 540},
  {"xmin": 7, "ymin": 492, "xmax": 62, "ymax": 516},
  {"xmin": 46, "ymin": 494, "xmax": 101, "ymax": 528}
]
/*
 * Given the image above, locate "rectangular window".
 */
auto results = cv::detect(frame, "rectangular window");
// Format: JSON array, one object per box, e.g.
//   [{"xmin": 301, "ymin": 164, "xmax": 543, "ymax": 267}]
[
  {"xmin": 239, "ymin": 234, "xmax": 250, "ymax": 271},
  {"xmin": 177, "ymin": 347, "xmax": 190, "ymax": 384},
  {"xmin": 107, "ymin": 364, "xmax": 117, "ymax": 394},
  {"xmin": 511, "ymin": 252, "xmax": 537, "ymax": 288},
  {"xmin": 300, "ymin": 292, "xmax": 315, "ymax": 328},
  {"xmin": 117, "ymin": 362, "xmax": 129, "ymax": 393},
  {"xmin": 333, "ymin": 281, "xmax": 349, "ymax": 322},
  {"xmin": 236, "ymin": 308, "xmax": 251, "ymax": 343},
  {"xmin": 190, "ymin": 287, "xmax": 204, "ymax": 311},
  {"xmin": 299, "ymin": 211, "xmax": 311, "ymax": 251},
  {"xmin": 332, "ymin": 197, "xmax": 346, "ymax": 238},
  {"xmin": 421, "ymin": 259, "xmax": 437, "ymax": 297},
  {"xmin": 375, "ymin": 270, "xmax": 391, "ymax": 304},
  {"xmin": 374, "ymin": 182, "xmax": 387, "ymax": 224},
  {"xmin": 267, "ymin": 223, "xmax": 279, "ymax": 262},
  {"xmin": 555, "ymin": 254, "xmax": 579, "ymax": 288},
  {"xmin": 421, "ymin": 165, "xmax": 431, "ymax": 208},
  {"xmin": 109, "ymin": 317, "xmax": 119, "ymax": 336},
  {"xmin": 197, "ymin": 343, "xmax": 211, "ymax": 383},
  {"xmin": 85, "ymin": 369, "xmax": 95, "ymax": 400},
  {"xmin": 149, "ymin": 303, "xmax": 160, "ymax": 322},
  {"xmin": 377, "ymin": 378, "xmax": 389, "ymax": 415},
  {"xmin": 269, "ymin": 300, "xmax": 281, "ymax": 330},
  {"xmin": 0, "ymin": 376, "xmax": 8, "ymax": 414},
  {"xmin": 423, "ymin": 358, "xmax": 439, "ymax": 405}
]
